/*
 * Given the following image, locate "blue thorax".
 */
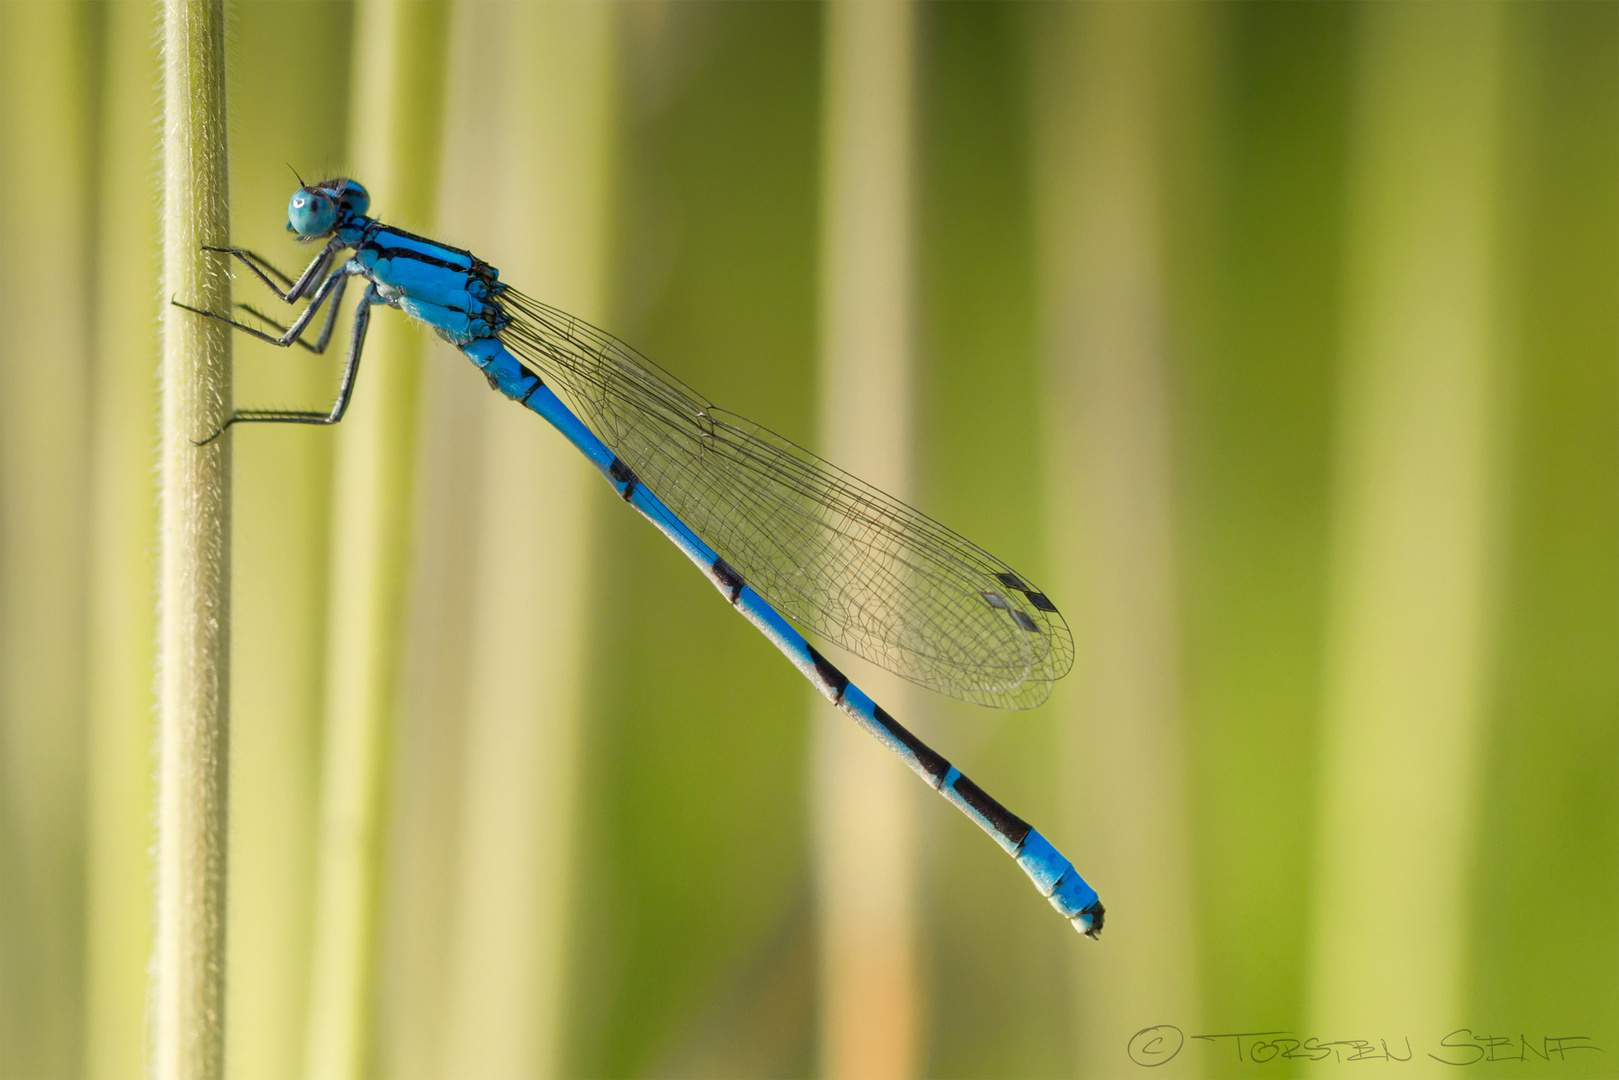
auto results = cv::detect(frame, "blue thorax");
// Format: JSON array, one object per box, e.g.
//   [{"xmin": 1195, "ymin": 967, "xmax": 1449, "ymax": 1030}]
[{"xmin": 288, "ymin": 178, "xmax": 509, "ymax": 347}]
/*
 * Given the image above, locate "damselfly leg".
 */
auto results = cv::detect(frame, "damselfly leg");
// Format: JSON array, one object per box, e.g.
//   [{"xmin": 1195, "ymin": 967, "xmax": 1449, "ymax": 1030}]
[
  {"xmin": 176, "ymin": 272, "xmax": 380, "ymax": 444},
  {"xmin": 173, "ymin": 261, "xmax": 352, "ymax": 350},
  {"xmin": 235, "ymin": 278, "xmax": 350, "ymax": 356},
  {"xmin": 202, "ymin": 238, "xmax": 342, "ymax": 302},
  {"xmin": 220, "ymin": 285, "xmax": 378, "ymax": 433},
  {"xmin": 191, "ymin": 244, "xmax": 348, "ymax": 353}
]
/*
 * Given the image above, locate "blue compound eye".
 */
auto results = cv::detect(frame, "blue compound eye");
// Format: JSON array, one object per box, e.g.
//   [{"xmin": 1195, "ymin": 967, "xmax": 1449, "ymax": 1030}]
[
  {"xmin": 337, "ymin": 179, "xmax": 369, "ymax": 217},
  {"xmin": 286, "ymin": 188, "xmax": 337, "ymax": 236}
]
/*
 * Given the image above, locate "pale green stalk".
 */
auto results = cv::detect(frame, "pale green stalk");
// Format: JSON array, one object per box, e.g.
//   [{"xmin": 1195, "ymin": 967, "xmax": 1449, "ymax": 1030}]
[
  {"xmin": 222, "ymin": 5, "xmax": 354, "ymax": 1076},
  {"xmin": 0, "ymin": 3, "xmax": 97, "ymax": 1076},
  {"xmin": 85, "ymin": 2, "xmax": 162, "ymax": 1077},
  {"xmin": 813, "ymin": 3, "xmax": 921, "ymax": 1077},
  {"xmin": 155, "ymin": 0, "xmax": 233, "ymax": 1077},
  {"xmin": 1309, "ymin": 2, "xmax": 1507, "ymax": 1046},
  {"xmin": 1031, "ymin": 5, "xmax": 1203, "ymax": 1076},
  {"xmin": 304, "ymin": 3, "xmax": 448, "ymax": 1075},
  {"xmin": 432, "ymin": 3, "xmax": 611, "ymax": 1076}
]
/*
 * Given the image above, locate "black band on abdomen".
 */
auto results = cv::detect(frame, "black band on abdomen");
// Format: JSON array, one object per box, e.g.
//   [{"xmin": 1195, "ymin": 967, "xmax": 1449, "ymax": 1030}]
[
  {"xmin": 805, "ymin": 644, "xmax": 850, "ymax": 704},
  {"xmin": 872, "ymin": 704, "xmax": 950, "ymax": 785},
  {"xmin": 608, "ymin": 457, "xmax": 639, "ymax": 501}
]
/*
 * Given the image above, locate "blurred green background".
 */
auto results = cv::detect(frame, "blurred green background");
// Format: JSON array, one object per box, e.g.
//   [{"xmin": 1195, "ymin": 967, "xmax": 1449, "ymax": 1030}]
[{"xmin": 0, "ymin": 1, "xmax": 1613, "ymax": 1078}]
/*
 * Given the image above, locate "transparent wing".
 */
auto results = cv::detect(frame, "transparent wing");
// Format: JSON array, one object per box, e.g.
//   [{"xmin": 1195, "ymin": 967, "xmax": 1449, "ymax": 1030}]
[{"xmin": 501, "ymin": 291, "xmax": 1074, "ymax": 709}]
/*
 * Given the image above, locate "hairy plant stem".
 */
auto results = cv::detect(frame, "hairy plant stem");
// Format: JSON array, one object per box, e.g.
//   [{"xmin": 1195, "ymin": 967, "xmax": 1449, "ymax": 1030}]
[{"xmin": 155, "ymin": 0, "xmax": 231, "ymax": 1076}]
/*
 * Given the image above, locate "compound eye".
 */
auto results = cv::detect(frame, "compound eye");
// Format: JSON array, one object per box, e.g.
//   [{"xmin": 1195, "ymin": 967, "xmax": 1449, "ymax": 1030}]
[
  {"xmin": 286, "ymin": 189, "xmax": 337, "ymax": 236},
  {"xmin": 340, "ymin": 180, "xmax": 370, "ymax": 217}
]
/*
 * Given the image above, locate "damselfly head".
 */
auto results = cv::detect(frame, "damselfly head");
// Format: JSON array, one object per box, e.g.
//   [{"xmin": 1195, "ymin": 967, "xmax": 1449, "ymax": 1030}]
[
  {"xmin": 319, "ymin": 178, "xmax": 370, "ymax": 218},
  {"xmin": 286, "ymin": 187, "xmax": 337, "ymax": 238}
]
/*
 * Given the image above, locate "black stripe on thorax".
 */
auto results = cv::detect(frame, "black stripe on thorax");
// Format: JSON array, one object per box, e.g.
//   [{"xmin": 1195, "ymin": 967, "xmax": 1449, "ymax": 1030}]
[
  {"xmin": 378, "ymin": 248, "xmax": 463, "ymax": 272},
  {"xmin": 361, "ymin": 241, "xmax": 467, "ymax": 275},
  {"xmin": 375, "ymin": 222, "xmax": 475, "ymax": 260},
  {"xmin": 608, "ymin": 457, "xmax": 638, "ymax": 501},
  {"xmin": 804, "ymin": 645, "xmax": 849, "ymax": 704},
  {"xmin": 871, "ymin": 705, "xmax": 950, "ymax": 785},
  {"xmin": 951, "ymin": 773, "xmax": 1032, "ymax": 847}
]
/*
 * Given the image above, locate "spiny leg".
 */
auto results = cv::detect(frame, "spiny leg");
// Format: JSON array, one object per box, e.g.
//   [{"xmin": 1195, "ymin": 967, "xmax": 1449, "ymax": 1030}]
[
  {"xmin": 237, "ymin": 273, "xmax": 350, "ymax": 354},
  {"xmin": 172, "ymin": 264, "xmax": 352, "ymax": 350},
  {"xmin": 195, "ymin": 285, "xmax": 381, "ymax": 445},
  {"xmin": 202, "ymin": 237, "xmax": 342, "ymax": 303},
  {"xmin": 207, "ymin": 246, "xmax": 301, "ymax": 289}
]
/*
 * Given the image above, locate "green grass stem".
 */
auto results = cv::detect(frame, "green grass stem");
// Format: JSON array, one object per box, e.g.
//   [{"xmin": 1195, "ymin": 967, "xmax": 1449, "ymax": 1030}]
[
  {"xmin": 155, "ymin": 0, "xmax": 233, "ymax": 1076},
  {"xmin": 221, "ymin": 5, "xmax": 354, "ymax": 1076},
  {"xmin": 813, "ymin": 1, "xmax": 923, "ymax": 1076},
  {"xmin": 303, "ymin": 3, "xmax": 448, "ymax": 1075},
  {"xmin": 1309, "ymin": 1, "xmax": 1508, "ymax": 1040},
  {"xmin": 1031, "ymin": 5, "xmax": 1204, "ymax": 1075},
  {"xmin": 429, "ymin": 4, "xmax": 612, "ymax": 1075}
]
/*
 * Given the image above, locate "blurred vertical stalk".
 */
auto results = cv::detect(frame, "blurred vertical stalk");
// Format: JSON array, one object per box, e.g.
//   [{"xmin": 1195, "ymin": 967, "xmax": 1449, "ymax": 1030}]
[
  {"xmin": 224, "ymin": 2, "xmax": 354, "ymax": 1073},
  {"xmin": 1309, "ymin": 1, "xmax": 1506, "ymax": 1041},
  {"xmin": 0, "ymin": 3, "xmax": 98, "ymax": 1076},
  {"xmin": 223, "ymin": 2, "xmax": 352, "ymax": 1075},
  {"xmin": 156, "ymin": 0, "xmax": 233, "ymax": 1076},
  {"xmin": 913, "ymin": 5, "xmax": 1073, "ymax": 1072},
  {"xmin": 814, "ymin": 3, "xmax": 920, "ymax": 1077},
  {"xmin": 562, "ymin": 8, "xmax": 822, "ymax": 1071},
  {"xmin": 433, "ymin": 4, "xmax": 613, "ymax": 1077},
  {"xmin": 1031, "ymin": 4, "xmax": 1202, "ymax": 1075},
  {"xmin": 1163, "ymin": 3, "xmax": 1354, "ymax": 1036},
  {"xmin": 304, "ymin": 2, "xmax": 448, "ymax": 1076},
  {"xmin": 223, "ymin": 1, "xmax": 355, "ymax": 1072},
  {"xmin": 85, "ymin": 2, "xmax": 161, "ymax": 1076},
  {"xmin": 1467, "ymin": 1, "xmax": 1618, "ymax": 1043}
]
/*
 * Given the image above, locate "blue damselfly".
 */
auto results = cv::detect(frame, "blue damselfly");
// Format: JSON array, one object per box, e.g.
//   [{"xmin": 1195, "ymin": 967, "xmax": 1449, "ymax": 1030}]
[{"xmin": 176, "ymin": 179, "xmax": 1104, "ymax": 938}]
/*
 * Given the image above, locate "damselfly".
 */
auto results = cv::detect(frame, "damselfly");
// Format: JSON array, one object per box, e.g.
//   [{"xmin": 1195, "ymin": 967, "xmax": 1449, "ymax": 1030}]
[{"xmin": 176, "ymin": 178, "xmax": 1104, "ymax": 938}]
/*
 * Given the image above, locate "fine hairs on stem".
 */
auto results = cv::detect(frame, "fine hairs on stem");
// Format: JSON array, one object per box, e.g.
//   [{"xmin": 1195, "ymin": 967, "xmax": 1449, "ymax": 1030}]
[{"xmin": 155, "ymin": 0, "xmax": 232, "ymax": 1077}]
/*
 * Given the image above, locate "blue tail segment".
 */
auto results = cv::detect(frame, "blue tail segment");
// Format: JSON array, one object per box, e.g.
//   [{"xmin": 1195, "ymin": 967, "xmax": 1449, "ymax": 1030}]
[
  {"xmin": 1016, "ymin": 829, "xmax": 1104, "ymax": 933},
  {"xmin": 472, "ymin": 337, "xmax": 1104, "ymax": 938}
]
